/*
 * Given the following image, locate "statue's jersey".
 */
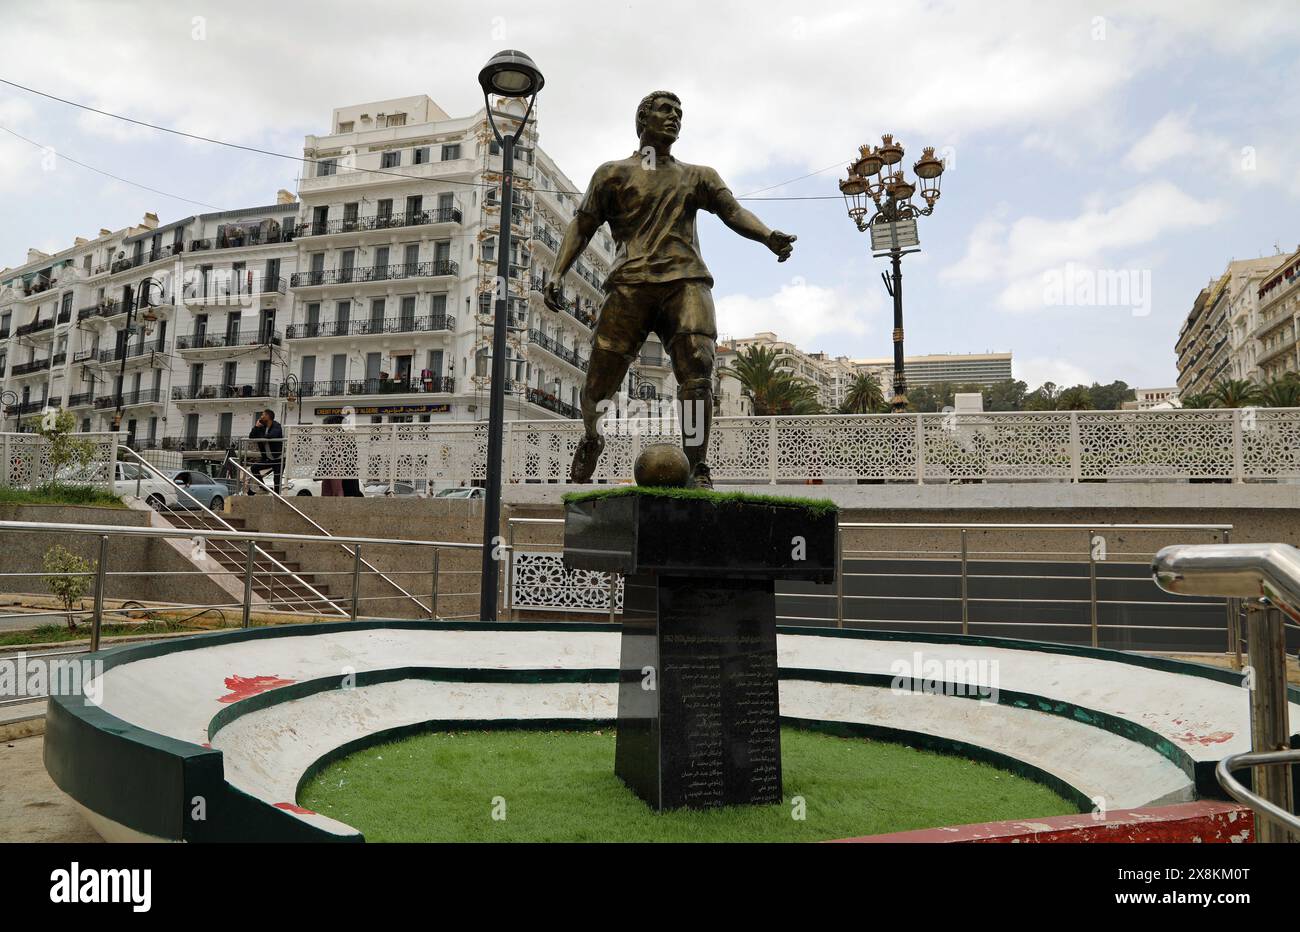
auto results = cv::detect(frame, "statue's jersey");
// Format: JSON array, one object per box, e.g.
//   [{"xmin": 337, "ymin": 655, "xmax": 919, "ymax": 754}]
[{"xmin": 577, "ymin": 153, "xmax": 731, "ymax": 288}]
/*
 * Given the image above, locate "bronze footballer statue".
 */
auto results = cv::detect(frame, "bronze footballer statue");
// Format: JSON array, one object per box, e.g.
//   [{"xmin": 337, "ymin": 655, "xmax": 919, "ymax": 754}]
[{"xmin": 544, "ymin": 90, "xmax": 796, "ymax": 488}]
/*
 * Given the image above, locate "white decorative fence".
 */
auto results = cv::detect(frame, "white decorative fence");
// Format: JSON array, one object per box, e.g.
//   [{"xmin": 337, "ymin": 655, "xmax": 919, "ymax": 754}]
[
  {"xmin": 0, "ymin": 432, "xmax": 121, "ymax": 489},
  {"xmin": 282, "ymin": 409, "xmax": 1300, "ymax": 485},
  {"xmin": 510, "ymin": 551, "xmax": 623, "ymax": 612}
]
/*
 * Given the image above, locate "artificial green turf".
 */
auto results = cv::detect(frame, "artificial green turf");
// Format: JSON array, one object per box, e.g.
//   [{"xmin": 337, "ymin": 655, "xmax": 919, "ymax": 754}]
[
  {"xmin": 298, "ymin": 727, "xmax": 1077, "ymax": 842},
  {"xmin": 563, "ymin": 484, "xmax": 838, "ymax": 518}
]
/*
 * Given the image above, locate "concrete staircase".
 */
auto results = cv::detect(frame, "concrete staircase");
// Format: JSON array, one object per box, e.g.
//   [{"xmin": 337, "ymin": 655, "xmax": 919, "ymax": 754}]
[{"xmin": 156, "ymin": 507, "xmax": 343, "ymax": 615}]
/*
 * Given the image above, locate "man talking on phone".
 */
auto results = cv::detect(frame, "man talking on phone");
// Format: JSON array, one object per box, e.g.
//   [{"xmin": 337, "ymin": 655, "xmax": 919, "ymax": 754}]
[{"xmin": 248, "ymin": 408, "xmax": 283, "ymax": 494}]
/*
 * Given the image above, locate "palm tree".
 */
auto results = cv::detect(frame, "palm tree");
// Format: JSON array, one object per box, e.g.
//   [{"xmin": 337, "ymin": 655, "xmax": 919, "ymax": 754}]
[
  {"xmin": 721, "ymin": 345, "xmax": 824, "ymax": 415},
  {"xmin": 839, "ymin": 373, "xmax": 886, "ymax": 413},
  {"xmin": 1209, "ymin": 378, "xmax": 1263, "ymax": 408},
  {"xmin": 1056, "ymin": 386, "xmax": 1093, "ymax": 410},
  {"xmin": 1260, "ymin": 376, "xmax": 1300, "ymax": 408},
  {"xmin": 1179, "ymin": 391, "xmax": 1215, "ymax": 410}
]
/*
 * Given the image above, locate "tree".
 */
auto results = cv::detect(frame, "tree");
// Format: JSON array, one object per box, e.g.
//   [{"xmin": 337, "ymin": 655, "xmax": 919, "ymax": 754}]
[
  {"xmin": 721, "ymin": 345, "xmax": 823, "ymax": 415},
  {"xmin": 906, "ymin": 384, "xmax": 942, "ymax": 412},
  {"xmin": 1057, "ymin": 386, "xmax": 1093, "ymax": 410},
  {"xmin": 984, "ymin": 379, "xmax": 1029, "ymax": 411},
  {"xmin": 1209, "ymin": 378, "xmax": 1264, "ymax": 409},
  {"xmin": 1087, "ymin": 380, "xmax": 1136, "ymax": 410},
  {"xmin": 839, "ymin": 373, "xmax": 886, "ymax": 414},
  {"xmin": 1260, "ymin": 375, "xmax": 1300, "ymax": 408},
  {"xmin": 1024, "ymin": 381, "xmax": 1060, "ymax": 410},
  {"xmin": 1180, "ymin": 391, "xmax": 1215, "ymax": 410},
  {"xmin": 23, "ymin": 408, "xmax": 95, "ymax": 485},
  {"xmin": 43, "ymin": 545, "xmax": 94, "ymax": 632}
]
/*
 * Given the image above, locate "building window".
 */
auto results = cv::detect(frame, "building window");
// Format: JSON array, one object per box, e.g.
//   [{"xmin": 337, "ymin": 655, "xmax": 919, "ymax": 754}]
[
  {"xmin": 337, "ymin": 121, "xmax": 354, "ymax": 133},
  {"xmin": 385, "ymin": 113, "xmax": 406, "ymax": 127},
  {"xmin": 413, "ymin": 147, "xmax": 430, "ymax": 165},
  {"xmin": 317, "ymin": 159, "xmax": 337, "ymax": 177},
  {"xmin": 381, "ymin": 151, "xmax": 400, "ymax": 169},
  {"xmin": 440, "ymin": 143, "xmax": 461, "ymax": 161}
]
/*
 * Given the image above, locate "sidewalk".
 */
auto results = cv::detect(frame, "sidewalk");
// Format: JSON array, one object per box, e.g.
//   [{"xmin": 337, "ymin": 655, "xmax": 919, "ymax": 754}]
[{"xmin": 0, "ymin": 735, "xmax": 100, "ymax": 842}]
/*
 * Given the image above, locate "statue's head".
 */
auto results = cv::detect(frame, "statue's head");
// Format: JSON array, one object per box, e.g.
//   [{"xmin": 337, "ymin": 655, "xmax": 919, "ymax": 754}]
[{"xmin": 636, "ymin": 91, "xmax": 681, "ymax": 144}]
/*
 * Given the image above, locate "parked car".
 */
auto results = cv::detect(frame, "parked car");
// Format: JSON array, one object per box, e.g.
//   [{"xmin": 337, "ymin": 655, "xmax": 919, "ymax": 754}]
[
  {"xmin": 281, "ymin": 477, "xmax": 323, "ymax": 497},
  {"xmin": 363, "ymin": 481, "xmax": 419, "ymax": 497},
  {"xmin": 61, "ymin": 463, "xmax": 229, "ymax": 511},
  {"xmin": 433, "ymin": 487, "xmax": 486, "ymax": 500},
  {"xmin": 157, "ymin": 469, "xmax": 230, "ymax": 511}
]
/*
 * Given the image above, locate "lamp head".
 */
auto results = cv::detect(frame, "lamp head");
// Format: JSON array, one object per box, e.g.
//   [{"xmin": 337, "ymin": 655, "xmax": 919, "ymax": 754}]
[{"xmin": 478, "ymin": 49, "xmax": 544, "ymax": 98}]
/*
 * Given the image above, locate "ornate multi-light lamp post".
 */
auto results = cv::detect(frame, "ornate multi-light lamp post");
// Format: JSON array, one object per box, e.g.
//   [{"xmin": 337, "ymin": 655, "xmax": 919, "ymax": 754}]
[
  {"xmin": 476, "ymin": 49, "xmax": 545, "ymax": 623},
  {"xmin": 839, "ymin": 136, "xmax": 945, "ymax": 412}
]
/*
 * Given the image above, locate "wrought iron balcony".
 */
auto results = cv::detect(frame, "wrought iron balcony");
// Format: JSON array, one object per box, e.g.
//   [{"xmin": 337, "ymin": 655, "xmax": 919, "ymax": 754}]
[
  {"xmin": 187, "ymin": 226, "xmax": 294, "ymax": 252},
  {"xmin": 97, "ymin": 339, "xmax": 170, "ymax": 364},
  {"xmin": 171, "ymin": 382, "xmax": 276, "ymax": 401},
  {"xmin": 15, "ymin": 318, "xmax": 54, "ymax": 337},
  {"xmin": 78, "ymin": 300, "xmax": 121, "ymax": 322},
  {"xmin": 528, "ymin": 329, "xmax": 588, "ymax": 370},
  {"xmin": 176, "ymin": 329, "xmax": 282, "ymax": 351},
  {"xmin": 289, "ymin": 260, "xmax": 459, "ymax": 288},
  {"xmin": 345, "ymin": 376, "xmax": 456, "ymax": 396},
  {"xmin": 93, "ymin": 389, "xmax": 164, "ymax": 409},
  {"xmin": 296, "ymin": 206, "xmax": 463, "ymax": 237},
  {"xmin": 67, "ymin": 392, "xmax": 94, "ymax": 407},
  {"xmin": 286, "ymin": 314, "xmax": 454, "ymax": 339},
  {"xmin": 97, "ymin": 242, "xmax": 185, "ymax": 275},
  {"xmin": 526, "ymin": 386, "xmax": 579, "ymax": 418},
  {"xmin": 10, "ymin": 358, "xmax": 51, "ymax": 376},
  {"xmin": 57, "ymin": 308, "xmax": 72, "ymax": 324},
  {"xmin": 170, "ymin": 434, "xmax": 235, "ymax": 452},
  {"xmin": 182, "ymin": 274, "xmax": 286, "ymax": 303}
]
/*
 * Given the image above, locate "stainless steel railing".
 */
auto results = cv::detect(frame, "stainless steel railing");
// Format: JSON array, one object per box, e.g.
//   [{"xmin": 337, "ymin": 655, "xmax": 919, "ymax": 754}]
[
  {"xmin": 0, "ymin": 518, "xmax": 505, "ymax": 707},
  {"xmin": 507, "ymin": 518, "xmax": 1235, "ymax": 648},
  {"xmin": 118, "ymin": 446, "xmax": 347, "ymax": 617},
  {"xmin": 221, "ymin": 454, "xmax": 430, "ymax": 616},
  {"xmin": 1153, "ymin": 543, "xmax": 1300, "ymax": 843}
]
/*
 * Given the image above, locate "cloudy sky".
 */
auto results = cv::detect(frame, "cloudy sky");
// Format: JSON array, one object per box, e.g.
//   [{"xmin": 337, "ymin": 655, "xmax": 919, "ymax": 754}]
[{"xmin": 1, "ymin": 0, "xmax": 1297, "ymax": 388}]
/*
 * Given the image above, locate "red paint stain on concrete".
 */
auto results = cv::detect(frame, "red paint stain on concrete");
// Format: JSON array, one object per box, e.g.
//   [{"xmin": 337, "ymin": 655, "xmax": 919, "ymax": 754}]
[
  {"xmin": 274, "ymin": 802, "xmax": 317, "ymax": 815},
  {"xmin": 218, "ymin": 674, "xmax": 296, "ymax": 704},
  {"xmin": 1175, "ymin": 730, "xmax": 1234, "ymax": 746}
]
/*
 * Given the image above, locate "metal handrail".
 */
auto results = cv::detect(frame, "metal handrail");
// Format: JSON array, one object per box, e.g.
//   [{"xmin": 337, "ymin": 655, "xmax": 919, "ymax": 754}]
[
  {"xmin": 1216, "ymin": 750, "xmax": 1300, "ymax": 838},
  {"xmin": 117, "ymin": 447, "xmax": 347, "ymax": 616},
  {"xmin": 223, "ymin": 454, "xmax": 431, "ymax": 616},
  {"xmin": 1152, "ymin": 543, "xmax": 1300, "ymax": 623},
  {"xmin": 0, "ymin": 518, "xmax": 484, "ymax": 550}
]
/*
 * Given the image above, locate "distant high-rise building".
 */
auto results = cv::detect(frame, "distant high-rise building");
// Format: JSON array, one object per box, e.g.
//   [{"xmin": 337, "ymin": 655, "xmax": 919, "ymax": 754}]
[{"xmin": 852, "ymin": 352, "xmax": 1013, "ymax": 388}]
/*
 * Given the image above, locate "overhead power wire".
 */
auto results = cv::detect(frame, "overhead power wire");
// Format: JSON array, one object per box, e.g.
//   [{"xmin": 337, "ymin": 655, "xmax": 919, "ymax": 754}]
[
  {"xmin": 0, "ymin": 76, "xmax": 841, "ymax": 202},
  {"xmin": 0, "ymin": 124, "xmax": 225, "ymax": 210}
]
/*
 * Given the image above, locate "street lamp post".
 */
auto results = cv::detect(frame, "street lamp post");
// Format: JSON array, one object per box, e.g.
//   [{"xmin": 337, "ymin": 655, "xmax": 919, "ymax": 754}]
[
  {"xmin": 477, "ymin": 49, "xmax": 544, "ymax": 622},
  {"xmin": 840, "ymin": 137, "xmax": 945, "ymax": 412},
  {"xmin": 111, "ymin": 277, "xmax": 162, "ymax": 434}
]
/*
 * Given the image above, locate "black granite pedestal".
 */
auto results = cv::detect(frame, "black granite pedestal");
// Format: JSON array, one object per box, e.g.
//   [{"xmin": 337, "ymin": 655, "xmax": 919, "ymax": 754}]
[{"xmin": 563, "ymin": 491, "xmax": 836, "ymax": 810}]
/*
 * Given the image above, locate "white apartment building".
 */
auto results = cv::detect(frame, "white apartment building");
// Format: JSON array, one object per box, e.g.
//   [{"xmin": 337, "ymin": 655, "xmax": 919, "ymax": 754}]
[
  {"xmin": 1176, "ymin": 255, "xmax": 1286, "ymax": 395},
  {"xmin": 853, "ymin": 352, "xmax": 1014, "ymax": 389},
  {"xmin": 286, "ymin": 94, "xmax": 673, "ymax": 431},
  {"xmin": 1254, "ymin": 247, "xmax": 1300, "ymax": 383},
  {"xmin": 1, "ymin": 93, "xmax": 678, "ymax": 450},
  {"xmin": 719, "ymin": 331, "xmax": 857, "ymax": 411},
  {"xmin": 1121, "ymin": 387, "xmax": 1180, "ymax": 410}
]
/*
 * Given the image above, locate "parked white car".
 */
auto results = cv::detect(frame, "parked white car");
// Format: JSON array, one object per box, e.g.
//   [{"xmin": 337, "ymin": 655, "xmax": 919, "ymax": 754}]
[
  {"xmin": 61, "ymin": 463, "xmax": 227, "ymax": 511},
  {"xmin": 281, "ymin": 477, "xmax": 323, "ymax": 497}
]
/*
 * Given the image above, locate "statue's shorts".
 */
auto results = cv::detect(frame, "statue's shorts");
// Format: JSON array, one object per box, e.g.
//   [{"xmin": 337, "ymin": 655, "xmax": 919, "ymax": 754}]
[{"xmin": 591, "ymin": 278, "xmax": 717, "ymax": 359}]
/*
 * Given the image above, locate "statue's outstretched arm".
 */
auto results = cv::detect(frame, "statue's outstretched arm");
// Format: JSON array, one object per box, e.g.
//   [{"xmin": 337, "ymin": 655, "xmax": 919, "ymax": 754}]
[{"xmin": 713, "ymin": 188, "xmax": 796, "ymax": 262}]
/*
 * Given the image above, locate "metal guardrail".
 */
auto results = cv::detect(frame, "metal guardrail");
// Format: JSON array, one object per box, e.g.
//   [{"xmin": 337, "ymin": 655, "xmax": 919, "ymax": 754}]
[
  {"xmin": 222, "ymin": 454, "xmax": 430, "ymax": 617},
  {"xmin": 1153, "ymin": 543, "xmax": 1300, "ymax": 843},
  {"xmin": 118, "ymin": 447, "xmax": 346, "ymax": 617},
  {"xmin": 507, "ymin": 518, "xmax": 1236, "ymax": 647},
  {"xmin": 0, "ymin": 516, "xmax": 501, "ymax": 682}
]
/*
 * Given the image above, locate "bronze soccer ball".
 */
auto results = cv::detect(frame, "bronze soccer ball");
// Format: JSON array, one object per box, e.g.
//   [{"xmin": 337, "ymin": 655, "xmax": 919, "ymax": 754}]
[{"xmin": 633, "ymin": 442, "xmax": 691, "ymax": 487}]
